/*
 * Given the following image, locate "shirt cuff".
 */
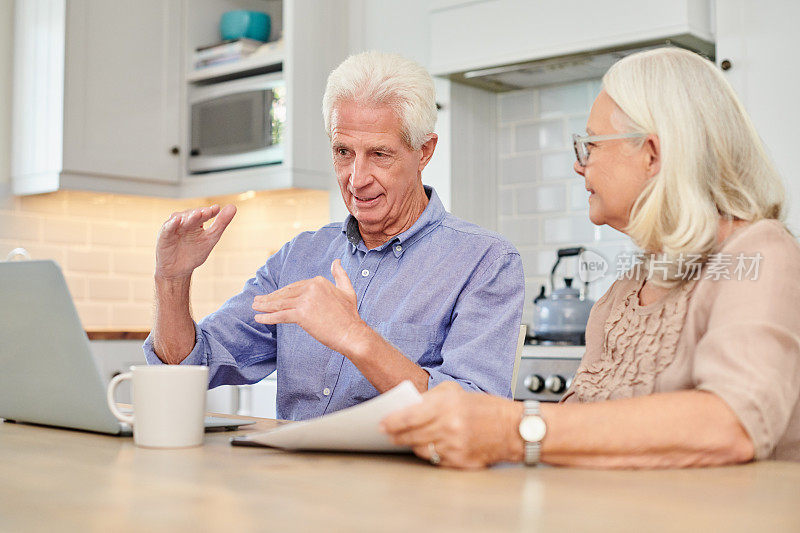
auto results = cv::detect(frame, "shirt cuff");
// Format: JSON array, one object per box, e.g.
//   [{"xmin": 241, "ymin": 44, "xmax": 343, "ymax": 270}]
[
  {"xmin": 142, "ymin": 324, "xmax": 208, "ymax": 367},
  {"xmin": 425, "ymin": 367, "xmax": 482, "ymax": 393}
]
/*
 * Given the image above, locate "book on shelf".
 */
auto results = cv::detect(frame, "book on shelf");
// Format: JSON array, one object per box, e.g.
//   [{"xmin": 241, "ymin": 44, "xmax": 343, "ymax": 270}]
[{"xmin": 192, "ymin": 38, "xmax": 284, "ymax": 71}]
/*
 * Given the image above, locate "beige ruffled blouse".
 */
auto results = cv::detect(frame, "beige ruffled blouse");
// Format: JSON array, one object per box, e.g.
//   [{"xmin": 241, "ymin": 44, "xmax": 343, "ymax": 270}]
[{"xmin": 561, "ymin": 220, "xmax": 800, "ymax": 461}]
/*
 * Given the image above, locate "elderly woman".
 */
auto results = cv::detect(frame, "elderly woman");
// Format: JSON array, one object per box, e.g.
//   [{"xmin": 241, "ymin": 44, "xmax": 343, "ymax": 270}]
[{"xmin": 381, "ymin": 47, "xmax": 800, "ymax": 468}]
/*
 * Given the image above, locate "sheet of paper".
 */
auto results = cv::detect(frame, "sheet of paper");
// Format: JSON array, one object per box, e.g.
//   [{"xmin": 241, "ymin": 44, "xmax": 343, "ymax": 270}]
[{"xmin": 241, "ymin": 380, "xmax": 423, "ymax": 452}]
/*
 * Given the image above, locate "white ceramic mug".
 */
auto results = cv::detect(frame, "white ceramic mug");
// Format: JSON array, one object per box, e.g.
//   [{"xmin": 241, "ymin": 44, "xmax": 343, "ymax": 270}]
[{"xmin": 106, "ymin": 365, "xmax": 209, "ymax": 448}]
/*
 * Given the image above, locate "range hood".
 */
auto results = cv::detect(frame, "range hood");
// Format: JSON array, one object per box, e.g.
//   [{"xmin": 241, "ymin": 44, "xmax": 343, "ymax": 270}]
[{"xmin": 448, "ymin": 38, "xmax": 715, "ymax": 92}]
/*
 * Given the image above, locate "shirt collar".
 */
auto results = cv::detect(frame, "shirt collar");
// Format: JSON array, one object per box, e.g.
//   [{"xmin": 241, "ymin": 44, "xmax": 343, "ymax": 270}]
[{"xmin": 340, "ymin": 186, "xmax": 446, "ymax": 256}]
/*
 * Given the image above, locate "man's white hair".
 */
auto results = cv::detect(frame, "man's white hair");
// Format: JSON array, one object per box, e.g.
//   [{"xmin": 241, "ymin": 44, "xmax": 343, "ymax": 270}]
[
  {"xmin": 322, "ymin": 51, "xmax": 437, "ymax": 150},
  {"xmin": 602, "ymin": 46, "xmax": 786, "ymax": 285}
]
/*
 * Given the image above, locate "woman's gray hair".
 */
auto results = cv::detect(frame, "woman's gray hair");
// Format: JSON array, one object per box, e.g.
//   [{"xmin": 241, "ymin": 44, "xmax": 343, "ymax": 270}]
[
  {"xmin": 602, "ymin": 47, "xmax": 786, "ymax": 285},
  {"xmin": 322, "ymin": 51, "xmax": 437, "ymax": 150}
]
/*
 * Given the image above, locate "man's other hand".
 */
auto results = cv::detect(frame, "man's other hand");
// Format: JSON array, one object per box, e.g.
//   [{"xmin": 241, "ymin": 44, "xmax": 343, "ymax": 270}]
[{"xmin": 252, "ymin": 259, "xmax": 368, "ymax": 354}]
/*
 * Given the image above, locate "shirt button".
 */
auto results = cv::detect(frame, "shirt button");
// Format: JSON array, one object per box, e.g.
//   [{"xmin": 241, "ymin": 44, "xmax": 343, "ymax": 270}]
[
  {"xmin": 361, "ymin": 269, "xmax": 369, "ymax": 277},
  {"xmin": 395, "ymin": 245, "xmax": 402, "ymax": 252},
  {"xmin": 323, "ymin": 387, "xmax": 331, "ymax": 396}
]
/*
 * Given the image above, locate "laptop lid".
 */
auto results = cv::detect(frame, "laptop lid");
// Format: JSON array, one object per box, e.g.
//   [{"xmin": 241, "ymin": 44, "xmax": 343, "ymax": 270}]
[{"xmin": 0, "ymin": 260, "xmax": 125, "ymax": 433}]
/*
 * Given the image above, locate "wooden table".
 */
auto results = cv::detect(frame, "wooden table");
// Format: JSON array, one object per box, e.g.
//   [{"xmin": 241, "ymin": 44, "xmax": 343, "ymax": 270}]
[{"xmin": 1, "ymin": 416, "xmax": 799, "ymax": 533}]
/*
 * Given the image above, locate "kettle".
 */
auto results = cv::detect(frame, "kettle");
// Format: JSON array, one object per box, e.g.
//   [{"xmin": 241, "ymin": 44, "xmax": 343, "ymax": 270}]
[{"xmin": 531, "ymin": 247, "xmax": 595, "ymax": 345}]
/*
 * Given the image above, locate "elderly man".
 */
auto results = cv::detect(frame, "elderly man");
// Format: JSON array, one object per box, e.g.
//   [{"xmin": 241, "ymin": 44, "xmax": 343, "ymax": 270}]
[{"xmin": 144, "ymin": 51, "xmax": 524, "ymax": 420}]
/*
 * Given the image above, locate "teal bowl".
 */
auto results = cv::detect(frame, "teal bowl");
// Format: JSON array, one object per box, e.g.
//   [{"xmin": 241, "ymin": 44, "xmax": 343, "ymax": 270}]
[{"xmin": 220, "ymin": 10, "xmax": 271, "ymax": 42}]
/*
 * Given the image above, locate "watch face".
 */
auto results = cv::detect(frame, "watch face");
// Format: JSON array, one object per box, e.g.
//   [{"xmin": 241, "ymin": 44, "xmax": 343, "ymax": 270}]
[{"xmin": 519, "ymin": 416, "xmax": 547, "ymax": 442}]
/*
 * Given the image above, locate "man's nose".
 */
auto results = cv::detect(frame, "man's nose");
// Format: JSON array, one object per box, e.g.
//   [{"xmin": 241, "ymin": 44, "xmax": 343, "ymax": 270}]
[
  {"xmin": 573, "ymin": 160, "xmax": 586, "ymax": 176},
  {"xmin": 350, "ymin": 154, "xmax": 373, "ymax": 189}
]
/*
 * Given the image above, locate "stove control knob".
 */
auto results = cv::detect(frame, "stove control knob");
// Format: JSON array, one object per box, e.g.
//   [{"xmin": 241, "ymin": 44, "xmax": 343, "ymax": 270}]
[
  {"xmin": 524, "ymin": 374, "xmax": 545, "ymax": 393},
  {"xmin": 545, "ymin": 375, "xmax": 567, "ymax": 394}
]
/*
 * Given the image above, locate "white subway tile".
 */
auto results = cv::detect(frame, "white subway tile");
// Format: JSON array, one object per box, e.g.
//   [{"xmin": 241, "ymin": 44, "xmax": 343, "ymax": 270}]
[
  {"xmin": 539, "ymin": 81, "xmax": 592, "ymax": 118},
  {"xmin": 499, "ymin": 218, "xmax": 539, "ymax": 246},
  {"xmin": 500, "ymin": 154, "xmax": 538, "ymax": 185},
  {"xmin": 88, "ymin": 277, "xmax": 130, "ymax": 301},
  {"xmin": 112, "ymin": 250, "xmax": 155, "ymax": 275},
  {"xmin": 110, "ymin": 303, "xmax": 153, "ymax": 328},
  {"xmin": 536, "ymin": 184, "xmax": 567, "ymax": 212},
  {"xmin": 541, "ymin": 151, "xmax": 575, "ymax": 181},
  {"xmin": 537, "ymin": 249, "xmax": 558, "ymax": 277},
  {"xmin": 43, "ymin": 218, "xmax": 89, "ymax": 244},
  {"xmin": 516, "ymin": 120, "xmax": 564, "ymax": 152},
  {"xmin": 568, "ymin": 115, "xmax": 589, "ymax": 136},
  {"xmin": 68, "ymin": 249, "xmax": 111, "ymax": 273},
  {"xmin": 64, "ymin": 274, "xmax": 87, "ymax": 299},
  {"xmin": 0, "ymin": 212, "xmax": 41, "ymax": 241},
  {"xmin": 498, "ymin": 189, "xmax": 515, "ymax": 216},
  {"xmin": 19, "ymin": 194, "xmax": 66, "ymax": 215},
  {"xmin": 499, "ymin": 90, "xmax": 536, "ymax": 123},
  {"xmin": 134, "ymin": 224, "xmax": 160, "ymax": 248},
  {"xmin": 90, "ymin": 221, "xmax": 134, "ymax": 247},
  {"xmin": 515, "ymin": 123, "xmax": 541, "ymax": 152},
  {"xmin": 595, "ymin": 224, "xmax": 629, "ymax": 242},
  {"xmin": 131, "ymin": 278, "xmax": 155, "ymax": 302},
  {"xmin": 543, "ymin": 215, "xmax": 595, "ymax": 244},
  {"xmin": 569, "ymin": 181, "xmax": 588, "ymax": 211},
  {"xmin": 74, "ymin": 302, "xmax": 111, "ymax": 329},
  {"xmin": 538, "ymin": 120, "xmax": 565, "ymax": 150}
]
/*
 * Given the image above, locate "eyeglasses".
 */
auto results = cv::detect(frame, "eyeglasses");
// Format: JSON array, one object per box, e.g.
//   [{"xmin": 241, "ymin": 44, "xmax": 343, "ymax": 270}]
[{"xmin": 571, "ymin": 133, "xmax": 646, "ymax": 166}]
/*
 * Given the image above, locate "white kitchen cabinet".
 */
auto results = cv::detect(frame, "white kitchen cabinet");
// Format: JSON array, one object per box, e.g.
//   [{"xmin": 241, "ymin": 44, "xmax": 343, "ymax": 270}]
[
  {"xmin": 61, "ymin": 0, "xmax": 183, "ymax": 188},
  {"xmin": 12, "ymin": 0, "xmax": 349, "ymax": 198},
  {"xmin": 429, "ymin": 0, "xmax": 714, "ymax": 76},
  {"xmin": 715, "ymin": 0, "xmax": 800, "ymax": 234}
]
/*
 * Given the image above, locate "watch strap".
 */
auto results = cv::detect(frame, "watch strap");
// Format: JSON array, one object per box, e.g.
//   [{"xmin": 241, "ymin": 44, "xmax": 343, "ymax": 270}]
[{"xmin": 522, "ymin": 400, "xmax": 542, "ymax": 466}]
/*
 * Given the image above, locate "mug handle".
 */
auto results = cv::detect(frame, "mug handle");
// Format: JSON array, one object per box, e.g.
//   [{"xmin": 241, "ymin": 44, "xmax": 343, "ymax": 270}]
[{"xmin": 106, "ymin": 372, "xmax": 135, "ymax": 426}]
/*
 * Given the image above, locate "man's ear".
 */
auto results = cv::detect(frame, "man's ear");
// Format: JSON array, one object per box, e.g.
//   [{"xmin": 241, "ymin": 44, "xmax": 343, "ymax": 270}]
[
  {"xmin": 643, "ymin": 134, "xmax": 661, "ymax": 179},
  {"xmin": 418, "ymin": 134, "xmax": 438, "ymax": 173}
]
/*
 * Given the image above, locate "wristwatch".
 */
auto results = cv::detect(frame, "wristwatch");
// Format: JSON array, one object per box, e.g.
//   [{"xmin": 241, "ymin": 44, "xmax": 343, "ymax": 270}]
[{"xmin": 518, "ymin": 400, "xmax": 547, "ymax": 466}]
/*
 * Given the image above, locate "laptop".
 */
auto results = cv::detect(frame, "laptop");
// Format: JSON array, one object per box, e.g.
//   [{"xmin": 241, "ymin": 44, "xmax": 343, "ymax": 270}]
[{"xmin": 0, "ymin": 260, "xmax": 253, "ymax": 435}]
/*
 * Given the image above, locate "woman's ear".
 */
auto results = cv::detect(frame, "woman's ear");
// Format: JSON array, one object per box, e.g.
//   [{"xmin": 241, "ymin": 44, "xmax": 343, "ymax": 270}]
[{"xmin": 643, "ymin": 134, "xmax": 661, "ymax": 179}]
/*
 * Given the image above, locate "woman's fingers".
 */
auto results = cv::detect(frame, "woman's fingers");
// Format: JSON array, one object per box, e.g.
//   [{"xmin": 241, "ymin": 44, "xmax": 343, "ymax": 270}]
[{"xmin": 381, "ymin": 398, "xmax": 440, "ymax": 435}]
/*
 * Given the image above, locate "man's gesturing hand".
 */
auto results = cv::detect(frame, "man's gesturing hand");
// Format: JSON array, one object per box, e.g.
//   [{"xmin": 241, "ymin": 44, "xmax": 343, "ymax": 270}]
[
  {"xmin": 252, "ymin": 259, "xmax": 367, "ymax": 354},
  {"xmin": 155, "ymin": 204, "xmax": 237, "ymax": 280}
]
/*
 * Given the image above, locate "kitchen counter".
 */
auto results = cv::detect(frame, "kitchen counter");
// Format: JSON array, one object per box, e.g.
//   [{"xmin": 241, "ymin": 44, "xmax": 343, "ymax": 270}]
[
  {"xmin": 86, "ymin": 330, "xmax": 149, "ymax": 341},
  {"xmin": 2, "ymin": 416, "xmax": 799, "ymax": 531}
]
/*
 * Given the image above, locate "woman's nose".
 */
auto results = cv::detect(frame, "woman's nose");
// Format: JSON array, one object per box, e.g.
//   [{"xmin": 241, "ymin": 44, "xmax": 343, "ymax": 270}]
[{"xmin": 573, "ymin": 160, "xmax": 586, "ymax": 176}]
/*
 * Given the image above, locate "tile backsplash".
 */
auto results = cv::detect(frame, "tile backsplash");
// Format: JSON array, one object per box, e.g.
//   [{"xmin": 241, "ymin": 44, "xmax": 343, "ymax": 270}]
[
  {"xmin": 0, "ymin": 188, "xmax": 329, "ymax": 330},
  {"xmin": 496, "ymin": 79, "xmax": 636, "ymax": 328}
]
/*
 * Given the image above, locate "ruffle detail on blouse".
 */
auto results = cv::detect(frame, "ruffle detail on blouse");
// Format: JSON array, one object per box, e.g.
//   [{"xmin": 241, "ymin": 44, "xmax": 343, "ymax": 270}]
[{"xmin": 569, "ymin": 280, "xmax": 695, "ymax": 402}]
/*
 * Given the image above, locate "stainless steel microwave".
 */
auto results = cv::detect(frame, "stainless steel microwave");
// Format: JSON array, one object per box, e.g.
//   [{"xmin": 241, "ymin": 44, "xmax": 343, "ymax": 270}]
[{"xmin": 188, "ymin": 73, "xmax": 285, "ymax": 174}]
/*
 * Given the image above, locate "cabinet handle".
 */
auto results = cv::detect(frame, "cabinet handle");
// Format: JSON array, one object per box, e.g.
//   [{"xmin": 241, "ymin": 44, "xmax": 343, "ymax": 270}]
[
  {"xmin": 720, "ymin": 59, "xmax": 732, "ymax": 71},
  {"xmin": 170, "ymin": 146, "xmax": 180, "ymax": 155}
]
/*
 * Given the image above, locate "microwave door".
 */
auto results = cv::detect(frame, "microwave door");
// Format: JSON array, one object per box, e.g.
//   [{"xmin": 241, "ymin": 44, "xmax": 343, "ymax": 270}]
[{"xmin": 191, "ymin": 90, "xmax": 269, "ymax": 158}]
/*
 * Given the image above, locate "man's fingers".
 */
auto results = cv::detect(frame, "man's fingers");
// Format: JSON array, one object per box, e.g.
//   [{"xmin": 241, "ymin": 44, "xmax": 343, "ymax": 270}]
[
  {"xmin": 252, "ymin": 295, "xmax": 300, "ymax": 313},
  {"xmin": 254, "ymin": 310, "xmax": 296, "ymax": 325},
  {"xmin": 331, "ymin": 259, "xmax": 355, "ymax": 295},
  {"xmin": 254, "ymin": 280, "xmax": 308, "ymax": 305},
  {"xmin": 209, "ymin": 204, "xmax": 237, "ymax": 238}
]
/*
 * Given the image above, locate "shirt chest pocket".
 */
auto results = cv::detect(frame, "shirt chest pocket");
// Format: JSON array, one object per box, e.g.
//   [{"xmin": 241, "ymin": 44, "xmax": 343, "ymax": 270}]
[{"xmin": 375, "ymin": 321, "xmax": 441, "ymax": 364}]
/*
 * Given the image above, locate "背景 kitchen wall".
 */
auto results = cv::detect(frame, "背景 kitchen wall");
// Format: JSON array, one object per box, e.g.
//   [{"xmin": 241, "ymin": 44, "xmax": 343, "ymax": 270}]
[
  {"xmin": 496, "ymin": 79, "xmax": 636, "ymax": 327},
  {"xmin": 0, "ymin": 3, "xmax": 329, "ymax": 330}
]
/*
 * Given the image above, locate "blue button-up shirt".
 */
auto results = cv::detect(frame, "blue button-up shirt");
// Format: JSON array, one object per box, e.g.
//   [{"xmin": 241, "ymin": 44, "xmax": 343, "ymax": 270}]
[{"xmin": 143, "ymin": 187, "xmax": 524, "ymax": 420}]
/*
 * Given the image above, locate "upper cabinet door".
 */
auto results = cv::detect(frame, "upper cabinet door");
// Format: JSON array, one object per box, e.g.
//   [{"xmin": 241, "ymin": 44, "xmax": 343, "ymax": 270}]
[{"xmin": 62, "ymin": 0, "xmax": 183, "ymax": 184}]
